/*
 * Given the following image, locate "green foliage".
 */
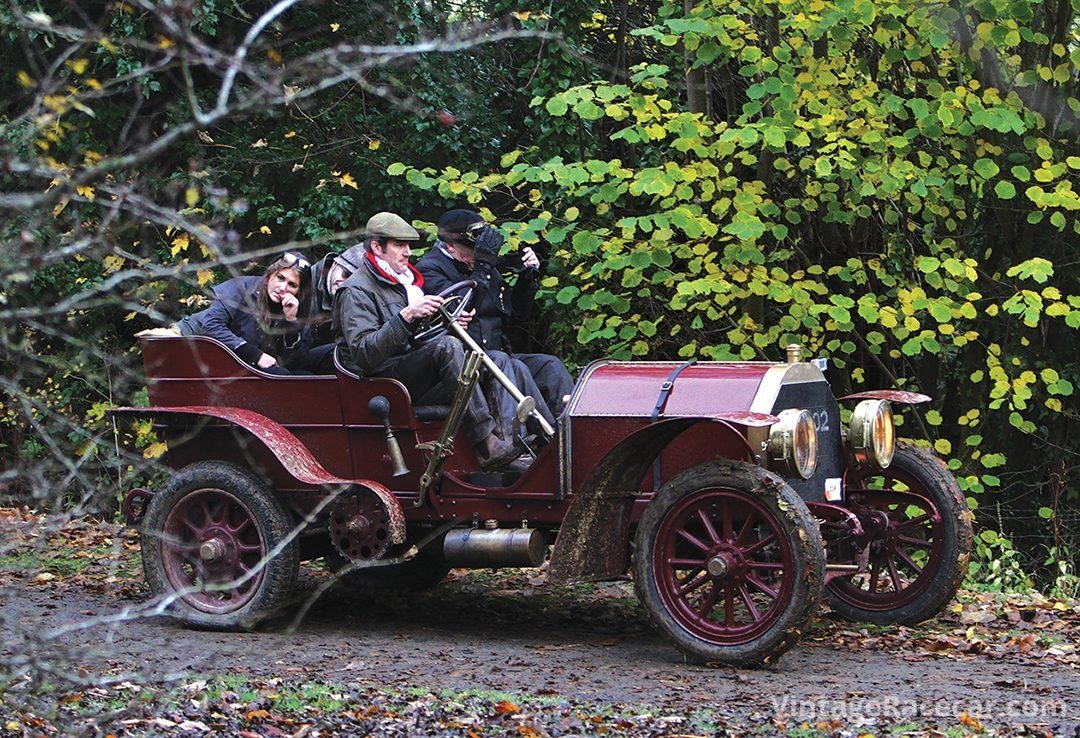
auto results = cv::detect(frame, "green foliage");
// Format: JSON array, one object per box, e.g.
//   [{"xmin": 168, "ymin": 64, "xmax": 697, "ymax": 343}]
[
  {"xmin": 391, "ymin": 0, "xmax": 1079, "ymax": 583},
  {"xmin": 1041, "ymin": 546, "xmax": 1080, "ymax": 600},
  {"xmin": 968, "ymin": 529, "xmax": 1034, "ymax": 593},
  {"xmin": 2, "ymin": 0, "xmax": 1075, "ymax": 583}
]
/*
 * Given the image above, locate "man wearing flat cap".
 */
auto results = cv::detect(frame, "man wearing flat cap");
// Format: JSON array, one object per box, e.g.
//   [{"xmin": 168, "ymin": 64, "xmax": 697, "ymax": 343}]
[
  {"xmin": 417, "ymin": 209, "xmax": 574, "ymax": 434},
  {"xmin": 333, "ymin": 211, "xmax": 519, "ymax": 470}
]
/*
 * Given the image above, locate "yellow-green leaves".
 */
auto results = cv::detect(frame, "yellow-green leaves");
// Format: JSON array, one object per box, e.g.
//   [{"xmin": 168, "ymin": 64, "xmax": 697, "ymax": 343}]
[
  {"xmin": 1006, "ymin": 258, "xmax": 1054, "ymax": 284},
  {"xmin": 380, "ymin": 0, "xmax": 1079, "ymax": 503}
]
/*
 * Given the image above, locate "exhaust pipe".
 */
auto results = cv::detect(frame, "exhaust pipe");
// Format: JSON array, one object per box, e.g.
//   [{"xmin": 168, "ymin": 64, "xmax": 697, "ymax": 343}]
[{"xmin": 443, "ymin": 526, "xmax": 547, "ymax": 568}]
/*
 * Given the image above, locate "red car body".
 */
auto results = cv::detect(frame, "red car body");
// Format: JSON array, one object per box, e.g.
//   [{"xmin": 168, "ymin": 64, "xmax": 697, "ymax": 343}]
[{"xmin": 115, "ymin": 335, "xmax": 971, "ymax": 666}]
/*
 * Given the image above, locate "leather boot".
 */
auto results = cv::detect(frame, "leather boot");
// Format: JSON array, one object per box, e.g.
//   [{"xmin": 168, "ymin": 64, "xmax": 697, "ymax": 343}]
[{"xmin": 477, "ymin": 434, "xmax": 519, "ymax": 470}]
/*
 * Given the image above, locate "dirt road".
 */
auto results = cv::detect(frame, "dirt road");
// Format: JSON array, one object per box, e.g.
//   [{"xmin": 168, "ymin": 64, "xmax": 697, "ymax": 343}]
[
  {"xmin": 1, "ymin": 512, "xmax": 1078, "ymax": 736},
  {"xmin": 2, "ymin": 566, "xmax": 1078, "ymax": 737}
]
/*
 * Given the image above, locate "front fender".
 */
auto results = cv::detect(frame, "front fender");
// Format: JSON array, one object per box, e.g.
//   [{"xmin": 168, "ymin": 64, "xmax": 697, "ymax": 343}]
[
  {"xmin": 548, "ymin": 415, "xmax": 767, "ymax": 584},
  {"xmin": 838, "ymin": 389, "xmax": 931, "ymax": 405}
]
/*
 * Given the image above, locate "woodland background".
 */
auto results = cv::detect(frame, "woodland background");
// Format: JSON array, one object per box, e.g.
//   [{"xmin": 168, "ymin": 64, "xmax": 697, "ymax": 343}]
[{"xmin": 0, "ymin": 0, "xmax": 1076, "ymax": 593}]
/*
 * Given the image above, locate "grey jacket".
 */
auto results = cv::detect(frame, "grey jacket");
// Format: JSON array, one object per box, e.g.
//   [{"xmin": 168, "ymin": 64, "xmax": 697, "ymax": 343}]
[{"xmin": 333, "ymin": 252, "xmax": 423, "ymax": 375}]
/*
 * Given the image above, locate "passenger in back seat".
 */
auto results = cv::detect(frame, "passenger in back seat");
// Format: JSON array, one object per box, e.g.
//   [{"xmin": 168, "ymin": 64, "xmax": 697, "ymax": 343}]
[
  {"xmin": 177, "ymin": 252, "xmax": 320, "ymax": 375},
  {"xmin": 306, "ymin": 244, "xmax": 366, "ymax": 373}
]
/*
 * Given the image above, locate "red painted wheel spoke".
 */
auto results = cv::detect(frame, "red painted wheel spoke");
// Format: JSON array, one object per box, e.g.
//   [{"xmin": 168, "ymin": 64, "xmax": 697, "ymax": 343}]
[
  {"xmin": 891, "ymin": 513, "xmax": 931, "ymax": 532},
  {"xmin": 179, "ymin": 513, "xmax": 205, "ymax": 536},
  {"xmin": 697, "ymin": 580, "xmax": 721, "ymax": 618},
  {"xmin": 723, "ymin": 583, "xmax": 736, "ymax": 625},
  {"xmin": 669, "ymin": 557, "xmax": 707, "ymax": 568},
  {"xmin": 895, "ymin": 548, "xmax": 923, "ymax": 574},
  {"xmin": 676, "ymin": 527, "xmax": 711, "ymax": 554},
  {"xmin": 897, "ymin": 534, "xmax": 932, "ymax": 549},
  {"xmin": 886, "ymin": 557, "xmax": 904, "ymax": 592},
  {"xmin": 738, "ymin": 584, "xmax": 762, "ymax": 621},
  {"xmin": 746, "ymin": 573, "xmax": 779, "ymax": 599},
  {"xmin": 740, "ymin": 532, "xmax": 777, "ymax": 557},
  {"xmin": 745, "ymin": 560, "xmax": 784, "ymax": 571},
  {"xmin": 227, "ymin": 510, "xmax": 254, "ymax": 535},
  {"xmin": 696, "ymin": 508, "xmax": 721, "ymax": 546},
  {"xmin": 168, "ymin": 533, "xmax": 198, "ymax": 552},
  {"xmin": 735, "ymin": 511, "xmax": 759, "ymax": 546},
  {"xmin": 877, "ymin": 484, "xmax": 910, "ymax": 496},
  {"xmin": 868, "ymin": 557, "xmax": 883, "ymax": 592},
  {"xmin": 200, "ymin": 497, "xmax": 219, "ymax": 526},
  {"xmin": 678, "ymin": 569, "xmax": 710, "ymax": 596},
  {"xmin": 236, "ymin": 540, "xmax": 264, "ymax": 555},
  {"xmin": 176, "ymin": 545, "xmax": 201, "ymax": 568},
  {"xmin": 234, "ymin": 569, "xmax": 256, "ymax": 590},
  {"xmin": 203, "ymin": 566, "xmax": 232, "ymax": 585}
]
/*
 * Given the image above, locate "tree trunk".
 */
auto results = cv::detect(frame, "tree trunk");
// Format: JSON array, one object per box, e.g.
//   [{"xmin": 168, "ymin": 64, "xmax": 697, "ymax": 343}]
[{"xmin": 684, "ymin": 0, "xmax": 708, "ymax": 114}]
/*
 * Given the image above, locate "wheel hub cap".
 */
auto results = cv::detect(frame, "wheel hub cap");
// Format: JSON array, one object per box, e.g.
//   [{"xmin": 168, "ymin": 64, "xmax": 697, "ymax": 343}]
[
  {"xmin": 199, "ymin": 537, "xmax": 227, "ymax": 562},
  {"xmin": 706, "ymin": 553, "xmax": 732, "ymax": 578}
]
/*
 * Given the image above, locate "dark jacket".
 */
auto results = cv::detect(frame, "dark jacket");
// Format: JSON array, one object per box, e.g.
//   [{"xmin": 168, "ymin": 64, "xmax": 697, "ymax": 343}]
[
  {"xmin": 415, "ymin": 245, "xmax": 538, "ymax": 352},
  {"xmin": 177, "ymin": 276, "xmax": 310, "ymax": 369},
  {"xmin": 308, "ymin": 253, "xmax": 336, "ymax": 347},
  {"xmin": 333, "ymin": 253, "xmax": 424, "ymax": 375}
]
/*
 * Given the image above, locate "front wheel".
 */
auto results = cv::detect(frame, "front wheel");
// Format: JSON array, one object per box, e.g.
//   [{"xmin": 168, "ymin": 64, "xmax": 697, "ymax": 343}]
[
  {"xmin": 141, "ymin": 461, "xmax": 299, "ymax": 629},
  {"xmin": 634, "ymin": 461, "xmax": 825, "ymax": 666},
  {"xmin": 826, "ymin": 441, "xmax": 973, "ymax": 625}
]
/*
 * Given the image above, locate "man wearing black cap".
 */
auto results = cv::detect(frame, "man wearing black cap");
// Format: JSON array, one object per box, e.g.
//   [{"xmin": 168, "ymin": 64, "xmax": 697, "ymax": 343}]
[
  {"xmin": 417, "ymin": 209, "xmax": 574, "ymax": 431},
  {"xmin": 306, "ymin": 243, "xmax": 366, "ymax": 373},
  {"xmin": 334, "ymin": 212, "xmax": 519, "ymax": 470}
]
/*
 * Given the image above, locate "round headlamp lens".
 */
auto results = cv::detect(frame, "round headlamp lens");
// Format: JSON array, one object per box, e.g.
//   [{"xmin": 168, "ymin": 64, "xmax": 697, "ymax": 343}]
[
  {"xmin": 849, "ymin": 399, "xmax": 895, "ymax": 468},
  {"xmin": 768, "ymin": 409, "xmax": 819, "ymax": 480}
]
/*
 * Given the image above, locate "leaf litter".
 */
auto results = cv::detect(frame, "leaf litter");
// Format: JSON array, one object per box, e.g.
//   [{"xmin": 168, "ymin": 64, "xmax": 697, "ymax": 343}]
[{"xmin": 1, "ymin": 508, "xmax": 1077, "ymax": 737}]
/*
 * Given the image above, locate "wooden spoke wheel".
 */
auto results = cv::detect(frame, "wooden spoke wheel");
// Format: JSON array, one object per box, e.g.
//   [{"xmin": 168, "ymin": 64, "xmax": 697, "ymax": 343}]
[
  {"xmin": 142, "ymin": 461, "xmax": 298, "ymax": 629},
  {"xmin": 826, "ymin": 441, "xmax": 972, "ymax": 624},
  {"xmin": 634, "ymin": 461, "xmax": 825, "ymax": 666}
]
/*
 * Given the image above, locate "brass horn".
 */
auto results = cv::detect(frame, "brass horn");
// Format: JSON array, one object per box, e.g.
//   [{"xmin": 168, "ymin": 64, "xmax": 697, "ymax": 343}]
[{"xmin": 368, "ymin": 395, "xmax": 409, "ymax": 477}]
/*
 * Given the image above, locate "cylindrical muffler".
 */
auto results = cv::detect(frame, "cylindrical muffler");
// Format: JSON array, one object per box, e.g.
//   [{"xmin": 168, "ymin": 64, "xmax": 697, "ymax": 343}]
[{"xmin": 443, "ymin": 527, "xmax": 547, "ymax": 568}]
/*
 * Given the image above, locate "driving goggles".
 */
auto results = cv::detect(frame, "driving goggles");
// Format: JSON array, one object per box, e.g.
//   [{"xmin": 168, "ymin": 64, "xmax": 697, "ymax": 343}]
[
  {"xmin": 460, "ymin": 221, "xmax": 489, "ymax": 244},
  {"xmin": 280, "ymin": 252, "xmax": 311, "ymax": 271}
]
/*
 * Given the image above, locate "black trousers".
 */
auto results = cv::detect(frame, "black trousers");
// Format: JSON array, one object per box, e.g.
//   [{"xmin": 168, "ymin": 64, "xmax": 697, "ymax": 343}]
[
  {"xmin": 379, "ymin": 336, "xmax": 496, "ymax": 444},
  {"xmin": 515, "ymin": 352, "xmax": 575, "ymax": 417},
  {"xmin": 486, "ymin": 350, "xmax": 553, "ymax": 439}
]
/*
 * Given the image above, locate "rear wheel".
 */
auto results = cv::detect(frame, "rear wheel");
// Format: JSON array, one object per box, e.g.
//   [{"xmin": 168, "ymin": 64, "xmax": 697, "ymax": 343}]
[
  {"xmin": 634, "ymin": 461, "xmax": 825, "ymax": 666},
  {"xmin": 826, "ymin": 441, "xmax": 972, "ymax": 624},
  {"xmin": 142, "ymin": 461, "xmax": 299, "ymax": 629}
]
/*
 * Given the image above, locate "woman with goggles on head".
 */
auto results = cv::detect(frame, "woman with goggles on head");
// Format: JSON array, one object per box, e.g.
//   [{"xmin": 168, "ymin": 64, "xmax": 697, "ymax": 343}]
[{"xmin": 177, "ymin": 252, "xmax": 322, "ymax": 375}]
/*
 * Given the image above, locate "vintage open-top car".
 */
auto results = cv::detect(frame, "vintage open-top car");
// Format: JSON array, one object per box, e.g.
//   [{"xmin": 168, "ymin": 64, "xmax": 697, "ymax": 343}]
[{"xmin": 114, "ymin": 295, "xmax": 972, "ymax": 666}]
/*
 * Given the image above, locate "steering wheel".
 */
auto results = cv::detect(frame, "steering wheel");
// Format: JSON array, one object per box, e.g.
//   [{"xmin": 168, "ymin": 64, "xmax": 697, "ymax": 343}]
[{"xmin": 411, "ymin": 279, "xmax": 476, "ymax": 345}]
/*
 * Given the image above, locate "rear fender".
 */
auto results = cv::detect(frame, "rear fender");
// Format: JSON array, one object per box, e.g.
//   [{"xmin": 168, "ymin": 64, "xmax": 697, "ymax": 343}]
[
  {"xmin": 548, "ymin": 416, "xmax": 766, "ymax": 584},
  {"xmin": 110, "ymin": 405, "xmax": 404, "ymax": 544}
]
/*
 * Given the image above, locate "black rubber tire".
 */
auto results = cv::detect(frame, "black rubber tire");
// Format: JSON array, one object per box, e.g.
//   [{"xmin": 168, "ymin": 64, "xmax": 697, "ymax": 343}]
[
  {"xmin": 633, "ymin": 460, "xmax": 825, "ymax": 667},
  {"xmin": 826, "ymin": 441, "xmax": 973, "ymax": 625},
  {"xmin": 141, "ymin": 461, "xmax": 299, "ymax": 629}
]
